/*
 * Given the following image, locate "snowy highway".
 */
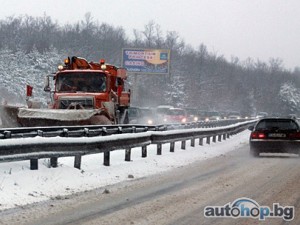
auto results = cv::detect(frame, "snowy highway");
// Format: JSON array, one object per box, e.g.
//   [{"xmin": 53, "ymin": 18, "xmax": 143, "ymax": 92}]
[{"xmin": 1, "ymin": 130, "xmax": 300, "ymax": 224}]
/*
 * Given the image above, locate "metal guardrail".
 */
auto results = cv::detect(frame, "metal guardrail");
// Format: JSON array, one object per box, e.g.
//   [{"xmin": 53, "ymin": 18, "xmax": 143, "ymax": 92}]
[
  {"xmin": 0, "ymin": 119, "xmax": 255, "ymax": 170},
  {"xmin": 0, "ymin": 119, "xmax": 248, "ymax": 139}
]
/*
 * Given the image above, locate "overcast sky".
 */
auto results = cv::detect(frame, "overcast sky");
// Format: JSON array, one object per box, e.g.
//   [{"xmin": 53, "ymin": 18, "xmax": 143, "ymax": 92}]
[{"xmin": 0, "ymin": 0, "xmax": 299, "ymax": 70}]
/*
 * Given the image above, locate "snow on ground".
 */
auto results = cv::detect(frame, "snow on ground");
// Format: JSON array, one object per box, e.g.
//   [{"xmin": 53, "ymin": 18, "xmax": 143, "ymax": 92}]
[{"xmin": 0, "ymin": 130, "xmax": 250, "ymax": 210}]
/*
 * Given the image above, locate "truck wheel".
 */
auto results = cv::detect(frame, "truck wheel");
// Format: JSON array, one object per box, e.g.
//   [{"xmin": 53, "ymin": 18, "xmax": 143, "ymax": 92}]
[{"xmin": 90, "ymin": 115, "xmax": 112, "ymax": 125}]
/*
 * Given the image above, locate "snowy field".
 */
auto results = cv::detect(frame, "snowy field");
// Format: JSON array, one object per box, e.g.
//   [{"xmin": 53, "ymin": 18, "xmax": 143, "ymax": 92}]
[{"xmin": 0, "ymin": 130, "xmax": 250, "ymax": 210}]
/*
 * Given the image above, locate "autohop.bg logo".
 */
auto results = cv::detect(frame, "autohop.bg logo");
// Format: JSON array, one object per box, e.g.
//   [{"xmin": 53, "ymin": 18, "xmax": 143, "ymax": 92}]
[{"xmin": 204, "ymin": 197, "xmax": 294, "ymax": 221}]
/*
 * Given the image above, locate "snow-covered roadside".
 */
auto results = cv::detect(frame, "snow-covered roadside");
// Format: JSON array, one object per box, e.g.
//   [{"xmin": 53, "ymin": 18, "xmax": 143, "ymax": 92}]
[{"xmin": 0, "ymin": 130, "xmax": 250, "ymax": 210}]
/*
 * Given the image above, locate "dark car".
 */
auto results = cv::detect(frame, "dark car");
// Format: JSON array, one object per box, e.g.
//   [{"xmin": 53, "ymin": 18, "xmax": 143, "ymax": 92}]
[
  {"xmin": 227, "ymin": 111, "xmax": 241, "ymax": 120},
  {"xmin": 248, "ymin": 118, "xmax": 300, "ymax": 157},
  {"xmin": 128, "ymin": 106, "xmax": 142, "ymax": 124},
  {"xmin": 139, "ymin": 107, "xmax": 156, "ymax": 125},
  {"xmin": 184, "ymin": 107, "xmax": 200, "ymax": 122},
  {"xmin": 198, "ymin": 110, "xmax": 221, "ymax": 121},
  {"xmin": 128, "ymin": 106, "xmax": 156, "ymax": 125}
]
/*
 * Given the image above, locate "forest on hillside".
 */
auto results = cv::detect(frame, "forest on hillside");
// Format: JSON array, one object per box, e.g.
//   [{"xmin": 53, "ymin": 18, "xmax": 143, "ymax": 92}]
[{"xmin": 0, "ymin": 13, "xmax": 299, "ymax": 116}]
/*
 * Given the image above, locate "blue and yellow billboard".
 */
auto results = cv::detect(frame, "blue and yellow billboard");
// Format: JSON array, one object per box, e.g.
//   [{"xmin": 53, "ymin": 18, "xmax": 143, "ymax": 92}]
[{"xmin": 122, "ymin": 48, "xmax": 170, "ymax": 74}]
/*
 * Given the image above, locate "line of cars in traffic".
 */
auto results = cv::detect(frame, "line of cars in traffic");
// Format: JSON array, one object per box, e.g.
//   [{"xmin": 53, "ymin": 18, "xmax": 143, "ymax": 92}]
[{"xmin": 128, "ymin": 105, "xmax": 249, "ymax": 125}]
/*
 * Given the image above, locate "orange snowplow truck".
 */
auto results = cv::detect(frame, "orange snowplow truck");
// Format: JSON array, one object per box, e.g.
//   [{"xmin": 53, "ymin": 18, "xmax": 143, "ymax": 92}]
[{"xmin": 1, "ymin": 56, "xmax": 131, "ymax": 127}]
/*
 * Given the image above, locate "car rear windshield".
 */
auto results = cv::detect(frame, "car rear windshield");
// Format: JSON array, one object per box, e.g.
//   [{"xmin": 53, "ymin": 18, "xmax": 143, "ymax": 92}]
[{"xmin": 255, "ymin": 119, "xmax": 299, "ymax": 131}]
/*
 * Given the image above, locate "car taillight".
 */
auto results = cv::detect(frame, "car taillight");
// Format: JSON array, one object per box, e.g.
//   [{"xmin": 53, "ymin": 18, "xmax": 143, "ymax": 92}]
[
  {"xmin": 251, "ymin": 131, "xmax": 266, "ymax": 139},
  {"xmin": 289, "ymin": 132, "xmax": 300, "ymax": 139}
]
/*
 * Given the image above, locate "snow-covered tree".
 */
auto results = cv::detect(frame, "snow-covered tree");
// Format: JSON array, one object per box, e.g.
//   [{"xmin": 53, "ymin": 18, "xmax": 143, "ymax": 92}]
[
  {"xmin": 279, "ymin": 82, "xmax": 300, "ymax": 114},
  {"xmin": 0, "ymin": 47, "xmax": 63, "ymax": 105}
]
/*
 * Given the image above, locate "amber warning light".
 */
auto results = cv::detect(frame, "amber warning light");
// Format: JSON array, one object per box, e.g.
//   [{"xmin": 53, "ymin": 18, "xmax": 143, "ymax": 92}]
[{"xmin": 64, "ymin": 58, "xmax": 70, "ymax": 64}]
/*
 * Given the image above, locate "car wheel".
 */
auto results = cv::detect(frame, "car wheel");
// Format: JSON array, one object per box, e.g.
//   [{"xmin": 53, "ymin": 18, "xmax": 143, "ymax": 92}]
[{"xmin": 250, "ymin": 148, "xmax": 260, "ymax": 157}]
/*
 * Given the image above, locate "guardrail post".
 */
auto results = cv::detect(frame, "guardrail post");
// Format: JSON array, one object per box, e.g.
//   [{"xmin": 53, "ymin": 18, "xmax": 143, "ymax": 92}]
[
  {"xmin": 102, "ymin": 127, "xmax": 108, "ymax": 136},
  {"xmin": 30, "ymin": 159, "xmax": 38, "ymax": 170},
  {"xmin": 37, "ymin": 130, "xmax": 43, "ymax": 137},
  {"xmin": 199, "ymin": 138, "xmax": 203, "ymax": 146},
  {"xmin": 227, "ymin": 133, "xmax": 230, "ymax": 139},
  {"xmin": 104, "ymin": 151, "xmax": 110, "ymax": 166},
  {"xmin": 218, "ymin": 134, "xmax": 222, "ymax": 142},
  {"xmin": 132, "ymin": 126, "xmax": 137, "ymax": 133},
  {"xmin": 50, "ymin": 157, "xmax": 58, "ymax": 168},
  {"xmin": 61, "ymin": 128, "xmax": 69, "ymax": 137},
  {"xmin": 157, "ymin": 144, "xmax": 162, "ymax": 155},
  {"xmin": 170, "ymin": 142, "xmax": 175, "ymax": 152},
  {"xmin": 223, "ymin": 133, "xmax": 227, "ymax": 140},
  {"xmin": 84, "ymin": 128, "xmax": 89, "ymax": 137},
  {"xmin": 181, "ymin": 140, "xmax": 186, "ymax": 150},
  {"xmin": 142, "ymin": 146, "xmax": 147, "ymax": 158},
  {"xmin": 118, "ymin": 126, "xmax": 123, "ymax": 134},
  {"xmin": 4, "ymin": 131, "xmax": 11, "ymax": 139},
  {"xmin": 191, "ymin": 138, "xmax": 195, "ymax": 147},
  {"xmin": 74, "ymin": 155, "xmax": 82, "ymax": 169},
  {"xmin": 125, "ymin": 148, "xmax": 131, "ymax": 161},
  {"xmin": 212, "ymin": 135, "xmax": 217, "ymax": 143},
  {"xmin": 206, "ymin": 136, "xmax": 211, "ymax": 144}
]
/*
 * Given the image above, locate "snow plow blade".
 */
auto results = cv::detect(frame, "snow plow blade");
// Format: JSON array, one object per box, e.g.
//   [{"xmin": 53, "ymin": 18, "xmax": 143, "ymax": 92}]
[
  {"xmin": 17, "ymin": 108, "xmax": 112, "ymax": 127},
  {"xmin": 0, "ymin": 105, "xmax": 112, "ymax": 128},
  {"xmin": 0, "ymin": 104, "xmax": 23, "ymax": 127}
]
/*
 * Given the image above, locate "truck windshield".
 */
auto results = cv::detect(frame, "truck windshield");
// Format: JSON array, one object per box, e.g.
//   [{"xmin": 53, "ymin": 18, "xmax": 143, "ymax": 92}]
[{"xmin": 56, "ymin": 72, "xmax": 106, "ymax": 93}]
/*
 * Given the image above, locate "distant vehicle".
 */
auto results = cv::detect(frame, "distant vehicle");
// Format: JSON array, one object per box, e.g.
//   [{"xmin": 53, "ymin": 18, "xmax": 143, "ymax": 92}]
[
  {"xmin": 218, "ymin": 111, "xmax": 228, "ymax": 119},
  {"xmin": 128, "ymin": 106, "xmax": 155, "ymax": 125},
  {"xmin": 256, "ymin": 112, "xmax": 268, "ymax": 119},
  {"xmin": 248, "ymin": 117, "xmax": 300, "ymax": 157},
  {"xmin": 156, "ymin": 105, "xmax": 173, "ymax": 114},
  {"xmin": 156, "ymin": 105, "xmax": 173, "ymax": 123},
  {"xmin": 198, "ymin": 110, "xmax": 208, "ymax": 121},
  {"xmin": 164, "ymin": 108, "xmax": 187, "ymax": 124},
  {"xmin": 198, "ymin": 110, "xmax": 221, "ymax": 121},
  {"xmin": 207, "ymin": 111, "xmax": 221, "ymax": 121},
  {"xmin": 128, "ymin": 106, "xmax": 142, "ymax": 124},
  {"xmin": 184, "ymin": 107, "xmax": 199, "ymax": 122},
  {"xmin": 227, "ymin": 111, "xmax": 241, "ymax": 120},
  {"xmin": 139, "ymin": 107, "xmax": 155, "ymax": 125}
]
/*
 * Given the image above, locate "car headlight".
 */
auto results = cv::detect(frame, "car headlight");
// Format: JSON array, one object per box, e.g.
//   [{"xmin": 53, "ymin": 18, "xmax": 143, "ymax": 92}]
[
  {"xmin": 181, "ymin": 118, "xmax": 187, "ymax": 123},
  {"xmin": 194, "ymin": 117, "xmax": 198, "ymax": 122},
  {"xmin": 205, "ymin": 118, "xmax": 210, "ymax": 122},
  {"xmin": 147, "ymin": 119, "xmax": 153, "ymax": 125}
]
